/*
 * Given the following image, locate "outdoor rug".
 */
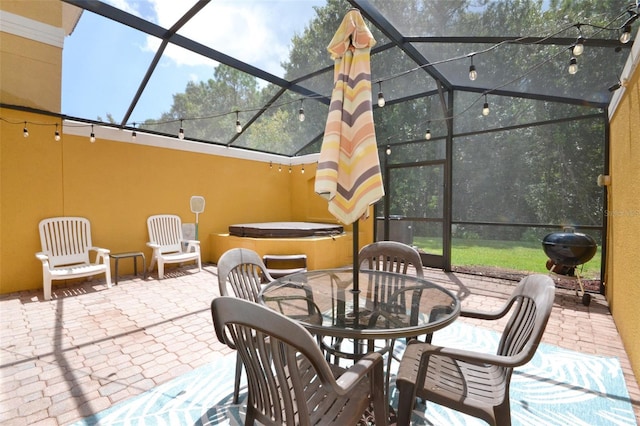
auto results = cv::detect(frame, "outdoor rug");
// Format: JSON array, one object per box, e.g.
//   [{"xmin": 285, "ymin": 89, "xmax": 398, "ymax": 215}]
[{"xmin": 74, "ymin": 322, "xmax": 636, "ymax": 425}]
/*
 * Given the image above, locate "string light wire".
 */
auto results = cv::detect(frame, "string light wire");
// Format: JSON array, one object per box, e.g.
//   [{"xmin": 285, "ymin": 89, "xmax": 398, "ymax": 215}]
[{"xmin": 1, "ymin": 6, "xmax": 635, "ymax": 143}]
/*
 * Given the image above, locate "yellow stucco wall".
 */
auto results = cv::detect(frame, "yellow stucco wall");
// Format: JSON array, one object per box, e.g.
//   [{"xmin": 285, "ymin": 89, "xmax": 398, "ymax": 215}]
[
  {"xmin": 607, "ymin": 62, "xmax": 640, "ymax": 380},
  {"xmin": 0, "ymin": 1, "xmax": 62, "ymax": 112},
  {"xmin": 0, "ymin": 108, "xmax": 363, "ymax": 295},
  {"xmin": 1, "ymin": 0, "xmax": 62, "ymax": 27},
  {"xmin": 0, "ymin": 0, "xmax": 368, "ymax": 297},
  {"xmin": 4, "ymin": 2, "xmax": 638, "ymax": 384}
]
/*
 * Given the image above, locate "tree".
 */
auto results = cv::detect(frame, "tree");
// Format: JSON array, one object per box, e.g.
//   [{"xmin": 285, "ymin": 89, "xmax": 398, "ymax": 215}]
[
  {"xmin": 142, "ymin": 0, "xmax": 613, "ymax": 246},
  {"xmin": 142, "ymin": 65, "xmax": 260, "ymax": 143}
]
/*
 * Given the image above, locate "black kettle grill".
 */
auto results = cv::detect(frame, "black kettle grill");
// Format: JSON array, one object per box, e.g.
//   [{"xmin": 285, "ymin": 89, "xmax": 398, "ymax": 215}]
[{"xmin": 542, "ymin": 229, "xmax": 597, "ymax": 306}]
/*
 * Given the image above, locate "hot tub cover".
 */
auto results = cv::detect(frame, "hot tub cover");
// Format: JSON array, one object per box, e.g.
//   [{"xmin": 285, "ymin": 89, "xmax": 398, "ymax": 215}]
[{"xmin": 229, "ymin": 222, "xmax": 344, "ymax": 238}]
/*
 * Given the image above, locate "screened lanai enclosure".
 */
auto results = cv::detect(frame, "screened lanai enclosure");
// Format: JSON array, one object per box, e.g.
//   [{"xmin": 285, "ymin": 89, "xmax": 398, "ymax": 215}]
[{"xmin": 61, "ymin": 0, "xmax": 639, "ymax": 285}]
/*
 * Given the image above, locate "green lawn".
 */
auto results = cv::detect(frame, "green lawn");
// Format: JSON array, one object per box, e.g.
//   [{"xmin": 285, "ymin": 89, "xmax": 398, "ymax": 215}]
[{"xmin": 413, "ymin": 237, "xmax": 602, "ymax": 279}]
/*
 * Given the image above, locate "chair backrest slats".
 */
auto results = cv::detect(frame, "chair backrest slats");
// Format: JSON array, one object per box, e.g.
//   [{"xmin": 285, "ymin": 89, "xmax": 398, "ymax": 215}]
[
  {"xmin": 147, "ymin": 215, "xmax": 183, "ymax": 253},
  {"xmin": 39, "ymin": 217, "xmax": 92, "ymax": 267},
  {"xmin": 212, "ymin": 297, "xmax": 339, "ymax": 425},
  {"xmin": 359, "ymin": 241, "xmax": 424, "ymax": 278},
  {"xmin": 217, "ymin": 248, "xmax": 273, "ymax": 302},
  {"xmin": 497, "ymin": 275, "xmax": 555, "ymax": 364}
]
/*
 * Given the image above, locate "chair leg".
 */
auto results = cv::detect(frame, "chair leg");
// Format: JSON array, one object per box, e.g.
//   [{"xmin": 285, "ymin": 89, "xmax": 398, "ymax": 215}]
[
  {"xmin": 148, "ymin": 256, "xmax": 156, "ymax": 274},
  {"xmin": 158, "ymin": 261, "xmax": 164, "ymax": 279},
  {"xmin": 43, "ymin": 276, "xmax": 52, "ymax": 301},
  {"xmin": 395, "ymin": 379, "xmax": 417, "ymax": 426},
  {"xmin": 385, "ymin": 338, "xmax": 396, "ymax": 393},
  {"xmin": 371, "ymin": 363, "xmax": 389, "ymax": 426},
  {"xmin": 104, "ymin": 265, "xmax": 112, "ymax": 288},
  {"xmin": 494, "ymin": 399, "xmax": 512, "ymax": 426},
  {"xmin": 233, "ymin": 353, "xmax": 242, "ymax": 404}
]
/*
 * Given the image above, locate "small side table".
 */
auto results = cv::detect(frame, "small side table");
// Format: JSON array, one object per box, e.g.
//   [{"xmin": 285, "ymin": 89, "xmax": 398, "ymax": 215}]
[{"xmin": 111, "ymin": 252, "xmax": 146, "ymax": 285}]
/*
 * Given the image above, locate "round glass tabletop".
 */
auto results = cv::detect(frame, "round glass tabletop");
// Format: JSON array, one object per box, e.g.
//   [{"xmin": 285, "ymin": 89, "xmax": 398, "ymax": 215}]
[{"xmin": 259, "ymin": 268, "xmax": 460, "ymax": 340}]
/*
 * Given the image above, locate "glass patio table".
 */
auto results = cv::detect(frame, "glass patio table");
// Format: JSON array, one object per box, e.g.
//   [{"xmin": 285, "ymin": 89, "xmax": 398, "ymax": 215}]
[{"xmin": 259, "ymin": 268, "xmax": 460, "ymax": 361}]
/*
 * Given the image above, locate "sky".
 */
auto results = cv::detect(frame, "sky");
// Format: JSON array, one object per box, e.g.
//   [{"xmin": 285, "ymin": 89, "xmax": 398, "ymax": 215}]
[{"xmin": 62, "ymin": 0, "xmax": 325, "ymax": 124}]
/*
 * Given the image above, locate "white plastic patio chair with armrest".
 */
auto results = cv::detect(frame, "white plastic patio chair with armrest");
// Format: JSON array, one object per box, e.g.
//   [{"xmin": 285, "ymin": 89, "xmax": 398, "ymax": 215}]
[
  {"xmin": 395, "ymin": 274, "xmax": 556, "ymax": 426},
  {"xmin": 36, "ymin": 217, "xmax": 112, "ymax": 300},
  {"xmin": 211, "ymin": 296, "xmax": 389, "ymax": 426},
  {"xmin": 146, "ymin": 214, "xmax": 201, "ymax": 279}
]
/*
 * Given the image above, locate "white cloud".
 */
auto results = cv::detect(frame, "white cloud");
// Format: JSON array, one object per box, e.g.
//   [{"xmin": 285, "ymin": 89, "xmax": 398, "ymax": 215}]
[
  {"xmin": 138, "ymin": 0, "xmax": 319, "ymax": 79},
  {"xmin": 106, "ymin": 0, "xmax": 139, "ymax": 15}
]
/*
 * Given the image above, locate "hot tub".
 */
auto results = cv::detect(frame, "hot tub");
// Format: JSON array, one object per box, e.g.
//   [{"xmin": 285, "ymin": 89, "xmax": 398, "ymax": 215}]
[
  {"xmin": 228, "ymin": 222, "xmax": 344, "ymax": 238},
  {"xmin": 212, "ymin": 222, "xmax": 351, "ymax": 271}
]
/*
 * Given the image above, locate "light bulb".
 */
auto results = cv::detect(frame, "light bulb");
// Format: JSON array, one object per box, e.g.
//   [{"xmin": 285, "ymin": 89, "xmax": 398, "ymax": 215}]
[
  {"xmin": 278, "ymin": 164, "xmax": 282, "ymax": 172},
  {"xmin": 377, "ymin": 92, "xmax": 385, "ymax": 108},
  {"xmin": 425, "ymin": 129, "xmax": 432, "ymax": 140},
  {"xmin": 298, "ymin": 107, "xmax": 305, "ymax": 122},
  {"xmin": 468, "ymin": 64, "xmax": 477, "ymax": 81},
  {"xmin": 620, "ymin": 26, "xmax": 632, "ymax": 44},
  {"xmin": 568, "ymin": 57, "xmax": 578, "ymax": 75},
  {"xmin": 289, "ymin": 165, "xmax": 292, "ymax": 173},
  {"xmin": 54, "ymin": 130, "xmax": 60, "ymax": 141},
  {"xmin": 482, "ymin": 102, "xmax": 490, "ymax": 116},
  {"xmin": 385, "ymin": 145, "xmax": 391, "ymax": 155},
  {"xmin": 572, "ymin": 37, "xmax": 584, "ymax": 56},
  {"xmin": 90, "ymin": 125, "xmax": 95, "ymax": 143},
  {"xmin": 178, "ymin": 128, "xmax": 184, "ymax": 139},
  {"xmin": 23, "ymin": 122, "xmax": 29, "ymax": 138},
  {"xmin": 301, "ymin": 165, "xmax": 305, "ymax": 174},
  {"xmin": 132, "ymin": 130, "xmax": 137, "ymax": 141},
  {"xmin": 235, "ymin": 111, "xmax": 242, "ymax": 133}
]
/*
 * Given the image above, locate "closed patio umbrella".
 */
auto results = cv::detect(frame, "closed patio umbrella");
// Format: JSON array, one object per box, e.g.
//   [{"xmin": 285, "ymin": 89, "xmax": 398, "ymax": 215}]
[{"xmin": 315, "ymin": 9, "xmax": 384, "ymax": 292}]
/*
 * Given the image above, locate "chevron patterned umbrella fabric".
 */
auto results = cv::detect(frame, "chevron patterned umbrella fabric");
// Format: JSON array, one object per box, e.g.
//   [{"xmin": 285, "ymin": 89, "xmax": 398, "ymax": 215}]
[{"xmin": 315, "ymin": 9, "xmax": 384, "ymax": 225}]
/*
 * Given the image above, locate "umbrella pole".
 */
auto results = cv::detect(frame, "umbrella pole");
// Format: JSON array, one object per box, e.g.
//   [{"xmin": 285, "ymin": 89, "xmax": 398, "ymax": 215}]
[
  {"xmin": 351, "ymin": 220, "xmax": 360, "ymax": 327},
  {"xmin": 352, "ymin": 220, "xmax": 360, "ymax": 293}
]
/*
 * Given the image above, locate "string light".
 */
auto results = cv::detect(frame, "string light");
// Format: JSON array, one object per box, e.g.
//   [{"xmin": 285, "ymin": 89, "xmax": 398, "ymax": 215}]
[
  {"xmin": 90, "ymin": 124, "xmax": 96, "ymax": 143},
  {"xmin": 235, "ymin": 111, "xmax": 242, "ymax": 133},
  {"xmin": 3, "ymin": 5, "xmax": 636, "ymax": 148},
  {"xmin": 131, "ymin": 123, "xmax": 137, "ymax": 141},
  {"xmin": 568, "ymin": 56, "xmax": 578, "ymax": 74},
  {"xmin": 298, "ymin": 100, "xmax": 305, "ymax": 122},
  {"xmin": 301, "ymin": 165, "xmax": 305, "ymax": 174},
  {"xmin": 377, "ymin": 82, "xmax": 385, "ymax": 108},
  {"xmin": 386, "ymin": 145, "xmax": 391, "ymax": 155},
  {"xmin": 54, "ymin": 123, "xmax": 61, "ymax": 141},
  {"xmin": 620, "ymin": 25, "xmax": 632, "ymax": 43},
  {"xmin": 468, "ymin": 55, "xmax": 477, "ymax": 81},
  {"xmin": 572, "ymin": 36, "xmax": 585, "ymax": 56},
  {"xmin": 289, "ymin": 165, "xmax": 292, "ymax": 173},
  {"xmin": 425, "ymin": 128, "xmax": 432, "ymax": 140},
  {"xmin": 618, "ymin": 8, "xmax": 638, "ymax": 44},
  {"xmin": 482, "ymin": 95, "xmax": 490, "ymax": 116},
  {"xmin": 278, "ymin": 164, "xmax": 282, "ymax": 172}
]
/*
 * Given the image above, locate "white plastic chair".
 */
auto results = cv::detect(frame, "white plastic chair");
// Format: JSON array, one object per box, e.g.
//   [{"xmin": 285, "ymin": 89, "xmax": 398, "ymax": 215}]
[
  {"xmin": 147, "ymin": 214, "xmax": 201, "ymax": 279},
  {"xmin": 36, "ymin": 217, "xmax": 112, "ymax": 300}
]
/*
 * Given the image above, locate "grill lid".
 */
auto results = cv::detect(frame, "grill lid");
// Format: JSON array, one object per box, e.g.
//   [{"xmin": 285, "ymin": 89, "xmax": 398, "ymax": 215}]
[{"xmin": 542, "ymin": 231, "xmax": 597, "ymax": 266}]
